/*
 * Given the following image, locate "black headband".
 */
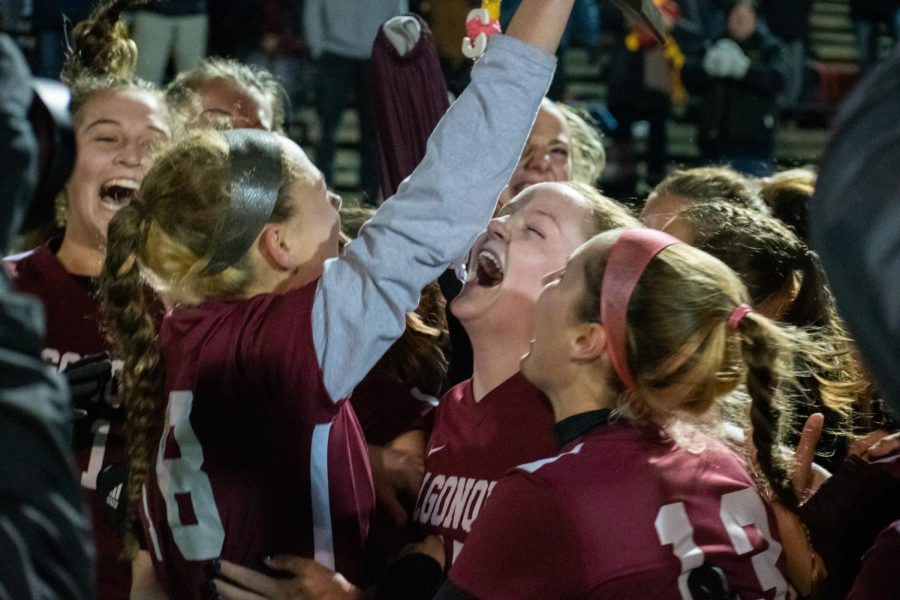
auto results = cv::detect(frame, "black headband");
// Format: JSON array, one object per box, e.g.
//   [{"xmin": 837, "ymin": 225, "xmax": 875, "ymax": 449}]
[{"xmin": 202, "ymin": 129, "xmax": 283, "ymax": 275}]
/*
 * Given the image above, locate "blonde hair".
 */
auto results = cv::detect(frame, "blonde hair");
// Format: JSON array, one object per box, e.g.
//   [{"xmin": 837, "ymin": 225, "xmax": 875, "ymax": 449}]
[
  {"xmin": 61, "ymin": 0, "xmax": 164, "ymax": 121},
  {"xmin": 556, "ymin": 103, "xmax": 606, "ymax": 186},
  {"xmin": 99, "ymin": 130, "xmax": 302, "ymax": 555},
  {"xmin": 577, "ymin": 238, "xmax": 805, "ymax": 509},
  {"xmin": 166, "ymin": 57, "xmax": 287, "ymax": 133},
  {"xmin": 563, "ymin": 181, "xmax": 640, "ymax": 234}
]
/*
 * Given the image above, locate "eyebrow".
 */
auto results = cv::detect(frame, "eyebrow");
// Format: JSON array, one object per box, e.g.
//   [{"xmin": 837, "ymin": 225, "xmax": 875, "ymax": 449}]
[
  {"xmin": 83, "ymin": 119, "xmax": 122, "ymax": 132},
  {"xmin": 529, "ymin": 209, "xmax": 562, "ymax": 234},
  {"xmin": 84, "ymin": 119, "xmax": 168, "ymax": 136}
]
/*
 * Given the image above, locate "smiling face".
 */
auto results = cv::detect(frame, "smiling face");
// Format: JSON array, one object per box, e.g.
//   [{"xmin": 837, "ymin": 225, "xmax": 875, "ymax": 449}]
[
  {"xmin": 452, "ymin": 182, "xmax": 594, "ymax": 338},
  {"xmin": 520, "ymin": 234, "xmax": 614, "ymax": 395},
  {"xmin": 64, "ymin": 87, "xmax": 170, "ymax": 248},
  {"xmin": 499, "ymin": 101, "xmax": 572, "ymax": 210}
]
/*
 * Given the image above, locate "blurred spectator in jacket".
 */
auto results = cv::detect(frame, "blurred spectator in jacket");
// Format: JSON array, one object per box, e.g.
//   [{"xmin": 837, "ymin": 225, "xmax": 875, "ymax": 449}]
[
  {"xmin": 603, "ymin": 0, "xmax": 683, "ymax": 199},
  {"xmin": 304, "ymin": 0, "xmax": 407, "ymax": 206},
  {"xmin": 759, "ymin": 0, "xmax": 813, "ymax": 107},
  {"xmin": 29, "ymin": 0, "xmax": 93, "ymax": 78},
  {"xmin": 683, "ymin": 0, "xmax": 785, "ymax": 177},
  {"xmin": 850, "ymin": 0, "xmax": 900, "ymax": 70}
]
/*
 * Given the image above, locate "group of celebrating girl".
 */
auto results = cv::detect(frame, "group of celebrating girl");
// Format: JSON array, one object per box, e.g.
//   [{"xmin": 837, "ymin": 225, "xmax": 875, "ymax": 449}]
[{"xmin": 6, "ymin": 0, "xmax": 899, "ymax": 598}]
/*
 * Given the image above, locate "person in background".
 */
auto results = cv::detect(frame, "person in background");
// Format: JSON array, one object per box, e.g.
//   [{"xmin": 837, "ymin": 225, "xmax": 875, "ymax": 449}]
[
  {"xmin": 166, "ymin": 56, "xmax": 287, "ymax": 132},
  {"xmin": 639, "ymin": 165, "xmax": 765, "ymax": 230},
  {"xmin": 604, "ymin": 0, "xmax": 682, "ymax": 198},
  {"xmin": 130, "ymin": 0, "xmax": 208, "ymax": 85},
  {"xmin": 682, "ymin": 0, "xmax": 785, "ymax": 177},
  {"xmin": 303, "ymin": 0, "xmax": 408, "ymax": 205},
  {"xmin": 759, "ymin": 0, "xmax": 813, "ymax": 108},
  {"xmin": 849, "ymin": 0, "xmax": 900, "ymax": 70},
  {"xmin": 29, "ymin": 0, "xmax": 93, "ymax": 78}
]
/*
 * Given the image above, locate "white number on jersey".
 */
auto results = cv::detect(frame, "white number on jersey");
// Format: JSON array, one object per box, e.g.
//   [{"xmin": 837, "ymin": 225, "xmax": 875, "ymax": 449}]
[
  {"xmin": 655, "ymin": 488, "xmax": 790, "ymax": 599},
  {"xmin": 80, "ymin": 420, "xmax": 110, "ymax": 490},
  {"xmin": 157, "ymin": 391, "xmax": 225, "ymax": 560}
]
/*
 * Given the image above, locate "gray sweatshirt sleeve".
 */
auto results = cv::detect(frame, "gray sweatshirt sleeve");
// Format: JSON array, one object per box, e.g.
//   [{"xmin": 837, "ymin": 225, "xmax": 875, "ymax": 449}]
[{"xmin": 312, "ymin": 35, "xmax": 556, "ymax": 402}]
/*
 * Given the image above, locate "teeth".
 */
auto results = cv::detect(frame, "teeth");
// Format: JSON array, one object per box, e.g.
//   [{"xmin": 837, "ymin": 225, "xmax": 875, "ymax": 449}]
[
  {"xmin": 478, "ymin": 251, "xmax": 502, "ymax": 272},
  {"xmin": 475, "ymin": 249, "xmax": 504, "ymax": 287},
  {"xmin": 101, "ymin": 178, "xmax": 140, "ymax": 192}
]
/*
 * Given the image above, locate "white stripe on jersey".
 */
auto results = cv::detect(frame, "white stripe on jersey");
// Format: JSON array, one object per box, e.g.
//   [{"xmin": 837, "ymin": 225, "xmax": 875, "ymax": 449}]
[
  {"xmin": 311, "ymin": 423, "xmax": 335, "ymax": 569},
  {"xmin": 516, "ymin": 443, "xmax": 584, "ymax": 474},
  {"xmin": 142, "ymin": 484, "xmax": 164, "ymax": 563}
]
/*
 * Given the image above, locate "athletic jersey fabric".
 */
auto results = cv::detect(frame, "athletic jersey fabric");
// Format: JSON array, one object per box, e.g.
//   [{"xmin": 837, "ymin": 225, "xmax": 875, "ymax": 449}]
[
  {"xmin": 6, "ymin": 239, "xmax": 133, "ymax": 600},
  {"xmin": 350, "ymin": 374, "xmax": 429, "ymax": 446},
  {"xmin": 847, "ymin": 520, "xmax": 900, "ymax": 599},
  {"xmin": 451, "ymin": 421, "xmax": 794, "ymax": 600},
  {"xmin": 414, "ymin": 372, "xmax": 557, "ymax": 565},
  {"xmin": 141, "ymin": 282, "xmax": 374, "ymax": 595},
  {"xmin": 138, "ymin": 34, "xmax": 557, "ymax": 599}
]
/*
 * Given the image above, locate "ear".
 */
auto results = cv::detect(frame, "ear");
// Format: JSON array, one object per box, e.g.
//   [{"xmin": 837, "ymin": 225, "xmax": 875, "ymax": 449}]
[
  {"xmin": 259, "ymin": 223, "xmax": 295, "ymax": 271},
  {"xmin": 570, "ymin": 321, "xmax": 607, "ymax": 362}
]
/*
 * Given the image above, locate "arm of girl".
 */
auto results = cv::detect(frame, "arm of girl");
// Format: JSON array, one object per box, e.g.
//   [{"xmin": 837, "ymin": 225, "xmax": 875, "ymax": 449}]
[{"xmin": 314, "ymin": 1, "xmax": 575, "ymax": 401}]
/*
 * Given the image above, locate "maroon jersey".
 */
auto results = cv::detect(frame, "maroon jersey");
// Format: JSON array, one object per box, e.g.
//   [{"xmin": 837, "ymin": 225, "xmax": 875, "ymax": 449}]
[
  {"xmin": 847, "ymin": 520, "xmax": 900, "ymax": 599},
  {"xmin": 6, "ymin": 240, "xmax": 131, "ymax": 600},
  {"xmin": 451, "ymin": 422, "xmax": 794, "ymax": 599},
  {"xmin": 139, "ymin": 282, "xmax": 375, "ymax": 599},
  {"xmin": 350, "ymin": 374, "xmax": 431, "ymax": 446},
  {"xmin": 413, "ymin": 372, "xmax": 556, "ymax": 565}
]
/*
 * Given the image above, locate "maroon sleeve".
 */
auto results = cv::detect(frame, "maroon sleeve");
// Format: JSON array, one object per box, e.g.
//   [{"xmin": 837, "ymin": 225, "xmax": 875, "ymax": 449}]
[
  {"xmin": 847, "ymin": 521, "xmax": 900, "ymax": 599},
  {"xmin": 799, "ymin": 455, "xmax": 900, "ymax": 596},
  {"xmin": 449, "ymin": 472, "xmax": 578, "ymax": 600},
  {"xmin": 350, "ymin": 374, "xmax": 427, "ymax": 446}
]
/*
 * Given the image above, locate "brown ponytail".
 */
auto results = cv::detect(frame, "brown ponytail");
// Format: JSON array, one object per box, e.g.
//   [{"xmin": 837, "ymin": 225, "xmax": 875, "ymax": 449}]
[
  {"xmin": 99, "ymin": 201, "xmax": 163, "ymax": 557},
  {"xmin": 59, "ymin": 0, "xmax": 166, "ymax": 130},
  {"xmin": 61, "ymin": 0, "xmax": 148, "ymax": 84},
  {"xmin": 736, "ymin": 314, "xmax": 800, "ymax": 510}
]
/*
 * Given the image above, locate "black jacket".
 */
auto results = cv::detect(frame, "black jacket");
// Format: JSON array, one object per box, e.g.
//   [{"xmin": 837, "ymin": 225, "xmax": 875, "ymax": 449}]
[{"xmin": 683, "ymin": 29, "xmax": 785, "ymax": 159}]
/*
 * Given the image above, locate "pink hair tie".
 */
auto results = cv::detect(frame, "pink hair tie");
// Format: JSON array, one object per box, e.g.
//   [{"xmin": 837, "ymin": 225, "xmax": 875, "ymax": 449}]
[
  {"xmin": 600, "ymin": 229, "xmax": 681, "ymax": 392},
  {"xmin": 728, "ymin": 304, "xmax": 753, "ymax": 330}
]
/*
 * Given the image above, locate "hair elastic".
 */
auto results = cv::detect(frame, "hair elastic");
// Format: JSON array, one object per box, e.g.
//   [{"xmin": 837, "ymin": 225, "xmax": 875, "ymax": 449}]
[
  {"xmin": 600, "ymin": 228, "xmax": 681, "ymax": 392},
  {"xmin": 202, "ymin": 129, "xmax": 283, "ymax": 275},
  {"xmin": 728, "ymin": 303, "xmax": 753, "ymax": 329}
]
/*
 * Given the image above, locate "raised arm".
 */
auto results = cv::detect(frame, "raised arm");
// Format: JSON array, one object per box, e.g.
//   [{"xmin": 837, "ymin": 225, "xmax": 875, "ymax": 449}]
[{"xmin": 314, "ymin": 1, "xmax": 574, "ymax": 401}]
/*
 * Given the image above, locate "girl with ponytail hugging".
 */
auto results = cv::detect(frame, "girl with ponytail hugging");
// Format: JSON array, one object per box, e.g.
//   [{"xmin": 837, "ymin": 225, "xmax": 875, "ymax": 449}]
[
  {"xmin": 98, "ymin": 1, "xmax": 575, "ymax": 597},
  {"xmin": 663, "ymin": 200, "xmax": 879, "ymax": 470},
  {"xmin": 443, "ymin": 229, "xmax": 819, "ymax": 598},
  {"xmin": 5, "ymin": 1, "xmax": 171, "ymax": 596}
]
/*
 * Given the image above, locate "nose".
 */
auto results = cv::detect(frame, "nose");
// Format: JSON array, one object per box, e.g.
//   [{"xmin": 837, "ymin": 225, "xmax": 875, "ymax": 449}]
[
  {"xmin": 486, "ymin": 216, "xmax": 510, "ymax": 241},
  {"xmin": 116, "ymin": 139, "xmax": 144, "ymax": 168},
  {"xmin": 523, "ymin": 146, "xmax": 552, "ymax": 172}
]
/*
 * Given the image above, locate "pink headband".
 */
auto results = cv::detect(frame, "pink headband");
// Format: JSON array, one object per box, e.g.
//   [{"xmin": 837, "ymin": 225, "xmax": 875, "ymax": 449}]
[{"xmin": 600, "ymin": 229, "xmax": 681, "ymax": 392}]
